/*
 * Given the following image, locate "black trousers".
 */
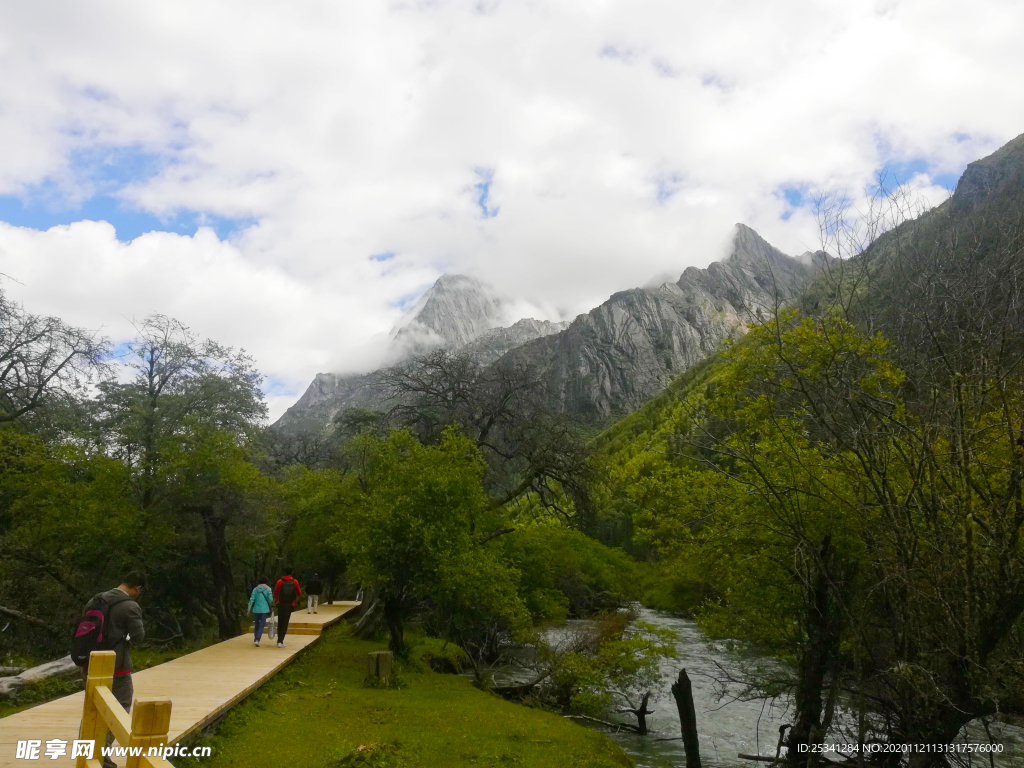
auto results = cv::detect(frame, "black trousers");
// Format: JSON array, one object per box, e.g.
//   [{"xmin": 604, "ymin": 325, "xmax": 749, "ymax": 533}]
[{"xmin": 278, "ymin": 604, "xmax": 293, "ymax": 643}]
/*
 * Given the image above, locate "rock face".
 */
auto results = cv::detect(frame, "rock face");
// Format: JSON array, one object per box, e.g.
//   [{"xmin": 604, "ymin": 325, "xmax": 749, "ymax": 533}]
[
  {"xmin": 275, "ymin": 224, "xmax": 823, "ymax": 432},
  {"xmin": 499, "ymin": 224, "xmax": 824, "ymax": 420},
  {"xmin": 389, "ymin": 274, "xmax": 508, "ymax": 358},
  {"xmin": 458, "ymin": 318, "xmax": 570, "ymax": 365},
  {"xmin": 274, "ymin": 370, "xmax": 385, "ymax": 434},
  {"xmin": 952, "ymin": 131, "xmax": 1024, "ymax": 210}
]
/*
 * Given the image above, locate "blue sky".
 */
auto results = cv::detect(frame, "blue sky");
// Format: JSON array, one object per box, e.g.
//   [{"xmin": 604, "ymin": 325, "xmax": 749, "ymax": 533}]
[
  {"xmin": 0, "ymin": 146, "xmax": 255, "ymax": 241},
  {"xmin": 776, "ymin": 154, "xmax": 966, "ymax": 221}
]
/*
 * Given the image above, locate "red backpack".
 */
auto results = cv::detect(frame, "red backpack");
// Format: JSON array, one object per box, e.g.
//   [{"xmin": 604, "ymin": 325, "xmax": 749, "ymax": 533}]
[{"xmin": 71, "ymin": 592, "xmax": 131, "ymax": 668}]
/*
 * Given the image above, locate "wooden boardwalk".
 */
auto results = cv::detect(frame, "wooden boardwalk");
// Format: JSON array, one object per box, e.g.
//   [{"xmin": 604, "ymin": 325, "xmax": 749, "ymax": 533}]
[{"xmin": 0, "ymin": 602, "xmax": 359, "ymax": 765}]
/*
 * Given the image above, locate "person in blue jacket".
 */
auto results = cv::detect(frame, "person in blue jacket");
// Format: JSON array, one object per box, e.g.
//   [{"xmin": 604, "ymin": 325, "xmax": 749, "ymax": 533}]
[{"xmin": 247, "ymin": 577, "xmax": 274, "ymax": 647}]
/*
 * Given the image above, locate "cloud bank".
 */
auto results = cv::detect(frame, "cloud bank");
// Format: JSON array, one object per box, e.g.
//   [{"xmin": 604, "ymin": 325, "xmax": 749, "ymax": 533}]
[{"xmin": 0, "ymin": 0, "xmax": 1021, "ymax": 419}]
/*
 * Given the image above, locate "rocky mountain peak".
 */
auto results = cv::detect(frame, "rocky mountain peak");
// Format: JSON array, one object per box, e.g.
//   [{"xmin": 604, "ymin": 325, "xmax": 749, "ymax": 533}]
[
  {"xmin": 389, "ymin": 273, "xmax": 507, "ymax": 358},
  {"xmin": 952, "ymin": 131, "xmax": 1024, "ymax": 209},
  {"xmin": 728, "ymin": 223, "xmax": 792, "ymax": 266}
]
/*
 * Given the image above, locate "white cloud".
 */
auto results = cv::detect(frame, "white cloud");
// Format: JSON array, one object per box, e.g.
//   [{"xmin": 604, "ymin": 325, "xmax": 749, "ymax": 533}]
[{"xmin": 0, "ymin": 0, "xmax": 1022, "ymax": 419}]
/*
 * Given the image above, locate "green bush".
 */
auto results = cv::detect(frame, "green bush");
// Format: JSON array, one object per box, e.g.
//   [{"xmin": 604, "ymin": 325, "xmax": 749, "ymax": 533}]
[
  {"xmin": 499, "ymin": 524, "xmax": 637, "ymax": 623},
  {"xmin": 405, "ymin": 635, "xmax": 468, "ymax": 674}
]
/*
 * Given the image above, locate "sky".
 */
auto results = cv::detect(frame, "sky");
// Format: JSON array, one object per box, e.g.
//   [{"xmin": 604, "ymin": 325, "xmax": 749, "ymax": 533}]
[{"xmin": 0, "ymin": 1, "xmax": 1022, "ymax": 422}]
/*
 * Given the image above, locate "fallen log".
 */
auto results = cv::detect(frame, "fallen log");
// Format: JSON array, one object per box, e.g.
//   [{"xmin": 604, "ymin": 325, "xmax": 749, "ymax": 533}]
[
  {"xmin": 564, "ymin": 713, "xmax": 641, "ymax": 733},
  {"xmin": 0, "ymin": 655, "xmax": 81, "ymax": 699},
  {"xmin": 0, "ymin": 604, "xmax": 58, "ymax": 631},
  {"xmin": 353, "ymin": 596, "xmax": 383, "ymax": 639},
  {"xmin": 493, "ymin": 670, "xmax": 552, "ymax": 700}
]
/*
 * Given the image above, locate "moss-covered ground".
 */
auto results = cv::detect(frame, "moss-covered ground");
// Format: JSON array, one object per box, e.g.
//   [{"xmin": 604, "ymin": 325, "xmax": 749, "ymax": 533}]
[{"xmin": 177, "ymin": 625, "xmax": 633, "ymax": 768}]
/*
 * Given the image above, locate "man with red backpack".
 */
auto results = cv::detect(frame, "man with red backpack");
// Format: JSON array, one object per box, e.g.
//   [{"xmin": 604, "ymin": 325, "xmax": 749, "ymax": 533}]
[
  {"xmin": 72, "ymin": 572, "xmax": 146, "ymax": 767},
  {"xmin": 273, "ymin": 571, "xmax": 301, "ymax": 648}
]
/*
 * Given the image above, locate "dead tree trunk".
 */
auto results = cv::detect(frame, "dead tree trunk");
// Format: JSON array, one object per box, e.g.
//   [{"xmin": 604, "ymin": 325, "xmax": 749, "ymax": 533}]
[
  {"xmin": 671, "ymin": 668, "xmax": 701, "ymax": 768},
  {"xmin": 616, "ymin": 691, "xmax": 655, "ymax": 735}
]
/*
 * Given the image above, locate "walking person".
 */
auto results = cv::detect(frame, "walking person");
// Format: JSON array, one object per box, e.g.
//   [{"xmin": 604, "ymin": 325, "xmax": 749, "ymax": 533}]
[
  {"xmin": 306, "ymin": 573, "xmax": 322, "ymax": 614},
  {"xmin": 273, "ymin": 570, "xmax": 301, "ymax": 648},
  {"xmin": 247, "ymin": 577, "xmax": 274, "ymax": 647},
  {"xmin": 79, "ymin": 572, "xmax": 146, "ymax": 768}
]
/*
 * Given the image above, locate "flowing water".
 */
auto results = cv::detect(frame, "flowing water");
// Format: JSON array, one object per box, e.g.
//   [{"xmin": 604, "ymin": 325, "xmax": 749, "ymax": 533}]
[{"xmin": 498, "ymin": 607, "xmax": 1024, "ymax": 768}]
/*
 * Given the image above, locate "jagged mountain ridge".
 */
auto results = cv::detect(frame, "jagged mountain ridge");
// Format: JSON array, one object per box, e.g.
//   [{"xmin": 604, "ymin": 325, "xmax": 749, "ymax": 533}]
[
  {"xmin": 275, "ymin": 224, "xmax": 823, "ymax": 433},
  {"xmin": 498, "ymin": 224, "xmax": 825, "ymax": 420}
]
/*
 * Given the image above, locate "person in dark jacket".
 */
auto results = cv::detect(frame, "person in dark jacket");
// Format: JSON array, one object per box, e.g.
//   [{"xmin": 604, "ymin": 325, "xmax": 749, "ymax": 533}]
[
  {"xmin": 306, "ymin": 573, "xmax": 322, "ymax": 614},
  {"xmin": 87, "ymin": 571, "xmax": 146, "ymax": 767},
  {"xmin": 273, "ymin": 571, "xmax": 301, "ymax": 648}
]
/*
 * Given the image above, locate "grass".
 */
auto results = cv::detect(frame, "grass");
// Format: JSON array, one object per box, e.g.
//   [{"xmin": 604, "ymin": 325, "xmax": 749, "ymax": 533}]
[
  {"xmin": 0, "ymin": 675, "xmax": 81, "ymax": 719},
  {"xmin": 177, "ymin": 625, "xmax": 634, "ymax": 768}
]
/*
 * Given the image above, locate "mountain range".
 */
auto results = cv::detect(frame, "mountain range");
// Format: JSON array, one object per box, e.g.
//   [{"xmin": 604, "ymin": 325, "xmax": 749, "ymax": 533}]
[{"xmin": 274, "ymin": 224, "xmax": 827, "ymax": 433}]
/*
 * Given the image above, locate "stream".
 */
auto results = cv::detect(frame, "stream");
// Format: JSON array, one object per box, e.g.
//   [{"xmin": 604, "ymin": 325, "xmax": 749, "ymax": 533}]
[{"xmin": 498, "ymin": 607, "xmax": 1024, "ymax": 768}]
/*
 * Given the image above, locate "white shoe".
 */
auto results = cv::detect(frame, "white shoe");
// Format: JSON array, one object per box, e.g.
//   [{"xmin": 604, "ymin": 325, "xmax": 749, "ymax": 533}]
[
  {"xmin": 278, "ymin": 642, "xmax": 284, "ymax": 647},
  {"xmin": 254, "ymin": 640, "xmax": 260, "ymax": 647}
]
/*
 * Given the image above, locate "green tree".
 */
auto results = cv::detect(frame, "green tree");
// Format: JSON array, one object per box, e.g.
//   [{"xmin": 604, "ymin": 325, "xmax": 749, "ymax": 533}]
[
  {"xmin": 632, "ymin": 310, "xmax": 1024, "ymax": 764},
  {"xmin": 0, "ymin": 428, "xmax": 145, "ymax": 651},
  {"xmin": 96, "ymin": 314, "xmax": 265, "ymax": 509},
  {"xmin": 159, "ymin": 425, "xmax": 276, "ymax": 638},
  {"xmin": 380, "ymin": 351, "xmax": 593, "ymax": 525},
  {"xmin": 93, "ymin": 315, "xmax": 269, "ymax": 638},
  {"xmin": 334, "ymin": 428, "xmax": 527, "ymax": 658}
]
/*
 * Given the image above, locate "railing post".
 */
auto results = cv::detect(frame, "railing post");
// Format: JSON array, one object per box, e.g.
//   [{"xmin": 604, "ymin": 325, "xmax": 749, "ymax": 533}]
[
  {"xmin": 78, "ymin": 650, "xmax": 115, "ymax": 768},
  {"xmin": 125, "ymin": 699, "xmax": 172, "ymax": 768}
]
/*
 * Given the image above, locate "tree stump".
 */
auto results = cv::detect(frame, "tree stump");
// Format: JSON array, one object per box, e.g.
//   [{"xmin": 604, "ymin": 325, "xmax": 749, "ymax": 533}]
[
  {"xmin": 367, "ymin": 651, "xmax": 394, "ymax": 685},
  {"xmin": 671, "ymin": 668, "xmax": 701, "ymax": 768}
]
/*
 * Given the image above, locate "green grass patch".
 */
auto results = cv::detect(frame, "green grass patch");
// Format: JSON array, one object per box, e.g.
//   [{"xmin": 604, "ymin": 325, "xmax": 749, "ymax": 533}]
[
  {"xmin": 0, "ymin": 675, "xmax": 82, "ymax": 719},
  {"xmin": 177, "ymin": 625, "xmax": 633, "ymax": 768}
]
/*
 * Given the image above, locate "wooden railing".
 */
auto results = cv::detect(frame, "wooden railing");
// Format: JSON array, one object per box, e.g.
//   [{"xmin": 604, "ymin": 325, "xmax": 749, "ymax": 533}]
[{"xmin": 77, "ymin": 651, "xmax": 172, "ymax": 768}]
